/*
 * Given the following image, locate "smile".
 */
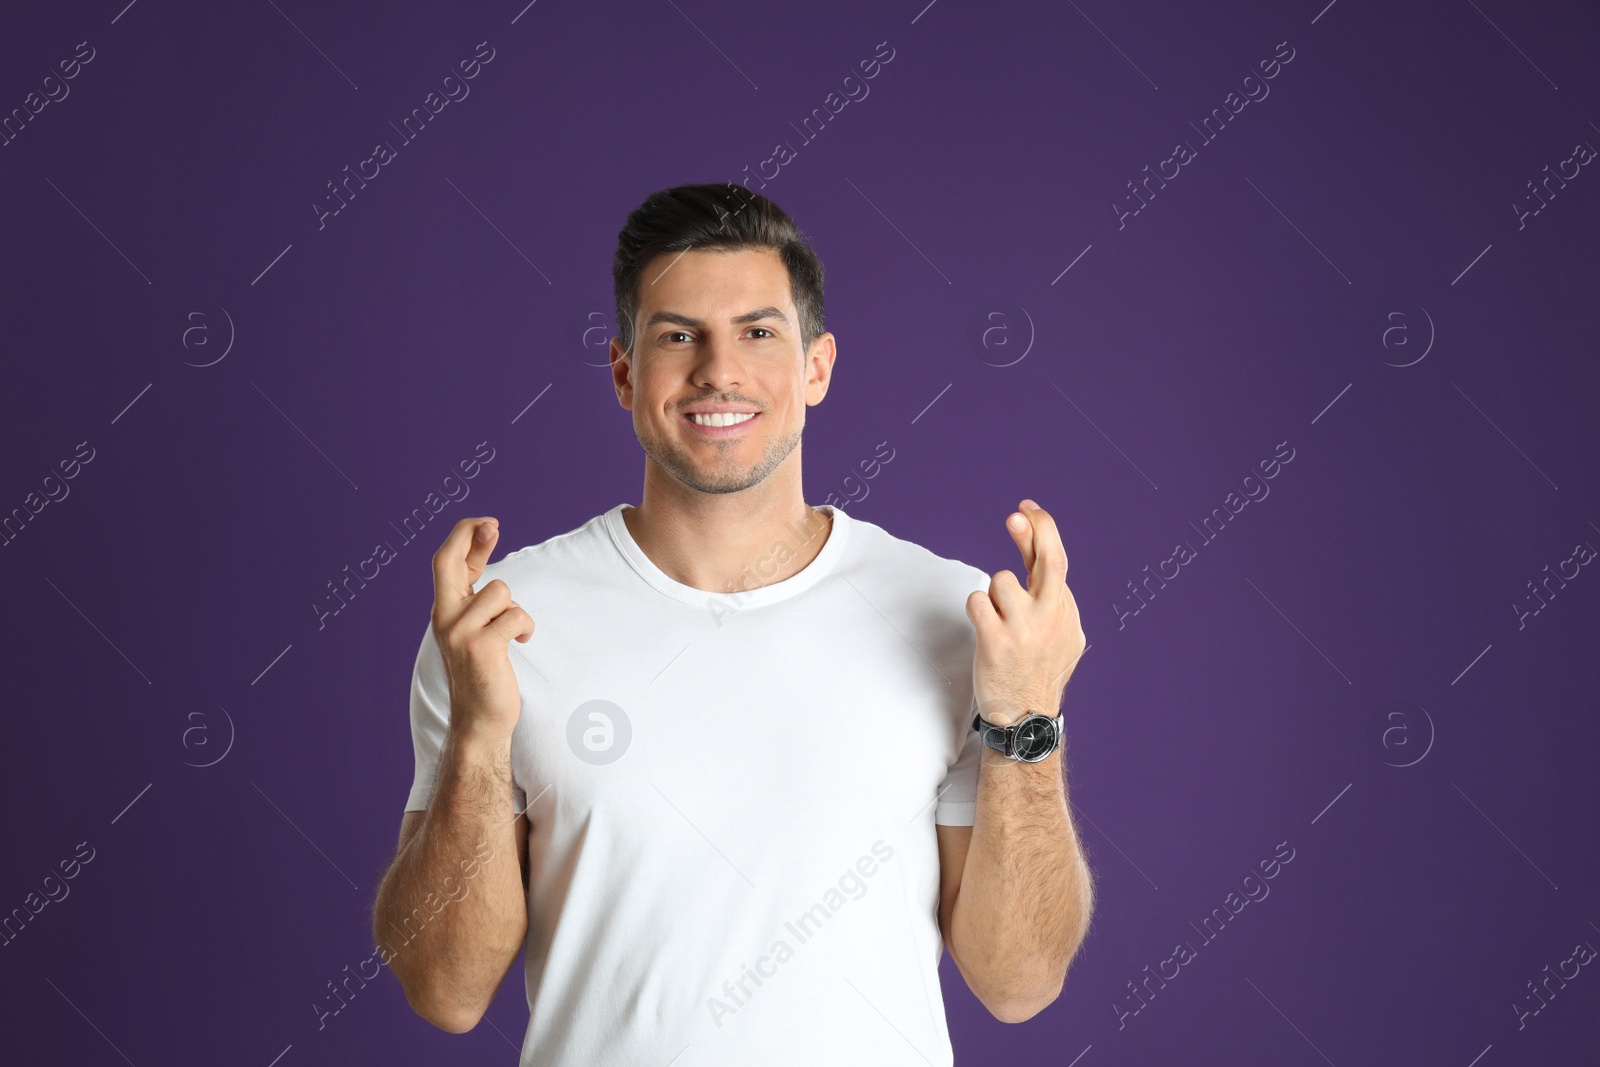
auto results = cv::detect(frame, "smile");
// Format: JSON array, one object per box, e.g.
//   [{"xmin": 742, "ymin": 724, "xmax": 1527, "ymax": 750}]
[{"xmin": 684, "ymin": 411, "xmax": 759, "ymax": 437}]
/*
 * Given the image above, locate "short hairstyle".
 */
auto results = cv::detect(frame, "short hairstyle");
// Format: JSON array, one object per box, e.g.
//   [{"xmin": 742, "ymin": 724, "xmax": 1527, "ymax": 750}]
[{"xmin": 612, "ymin": 183, "xmax": 826, "ymax": 358}]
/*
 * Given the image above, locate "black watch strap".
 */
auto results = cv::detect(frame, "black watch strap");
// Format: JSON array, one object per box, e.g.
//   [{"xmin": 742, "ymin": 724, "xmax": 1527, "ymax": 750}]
[{"xmin": 972, "ymin": 713, "xmax": 1013, "ymax": 757}]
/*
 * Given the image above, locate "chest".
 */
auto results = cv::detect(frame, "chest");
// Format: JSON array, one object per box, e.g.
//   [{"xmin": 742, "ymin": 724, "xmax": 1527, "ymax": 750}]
[{"xmin": 505, "ymin": 593, "xmax": 974, "ymax": 855}]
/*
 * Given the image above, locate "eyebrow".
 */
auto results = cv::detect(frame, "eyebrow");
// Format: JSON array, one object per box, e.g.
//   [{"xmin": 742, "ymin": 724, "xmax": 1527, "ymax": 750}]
[{"xmin": 643, "ymin": 306, "xmax": 791, "ymax": 330}]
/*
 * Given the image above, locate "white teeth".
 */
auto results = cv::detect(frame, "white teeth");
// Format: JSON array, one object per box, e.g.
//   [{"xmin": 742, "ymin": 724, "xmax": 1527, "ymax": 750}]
[{"xmin": 689, "ymin": 412, "xmax": 756, "ymax": 427}]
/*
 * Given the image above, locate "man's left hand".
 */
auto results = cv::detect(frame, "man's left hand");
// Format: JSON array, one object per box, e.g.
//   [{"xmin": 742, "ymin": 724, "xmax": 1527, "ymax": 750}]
[{"xmin": 966, "ymin": 498, "xmax": 1088, "ymax": 728}]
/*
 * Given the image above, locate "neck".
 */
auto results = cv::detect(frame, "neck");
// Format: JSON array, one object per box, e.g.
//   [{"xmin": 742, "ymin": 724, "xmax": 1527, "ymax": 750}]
[{"xmin": 623, "ymin": 464, "xmax": 832, "ymax": 595}]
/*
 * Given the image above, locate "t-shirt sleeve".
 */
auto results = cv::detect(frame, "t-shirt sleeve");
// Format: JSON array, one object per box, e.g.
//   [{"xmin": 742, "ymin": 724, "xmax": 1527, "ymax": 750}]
[
  {"xmin": 404, "ymin": 622, "xmax": 451, "ymax": 812},
  {"xmin": 403, "ymin": 621, "xmax": 526, "ymax": 813},
  {"xmin": 936, "ymin": 563, "xmax": 992, "ymax": 827},
  {"xmin": 934, "ymin": 692, "xmax": 981, "ymax": 825}
]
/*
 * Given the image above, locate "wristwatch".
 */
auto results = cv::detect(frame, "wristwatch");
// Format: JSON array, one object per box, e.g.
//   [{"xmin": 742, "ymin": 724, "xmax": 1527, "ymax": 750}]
[{"xmin": 972, "ymin": 709, "xmax": 1063, "ymax": 763}]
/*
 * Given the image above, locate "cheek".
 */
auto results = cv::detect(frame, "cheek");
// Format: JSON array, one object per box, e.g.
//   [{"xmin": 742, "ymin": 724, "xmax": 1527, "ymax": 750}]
[{"xmin": 767, "ymin": 366, "xmax": 807, "ymax": 401}]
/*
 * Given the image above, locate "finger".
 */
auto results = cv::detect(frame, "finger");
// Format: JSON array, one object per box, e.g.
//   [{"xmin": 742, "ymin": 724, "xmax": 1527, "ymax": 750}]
[
  {"xmin": 988, "ymin": 568, "xmax": 1031, "ymax": 619},
  {"xmin": 465, "ymin": 590, "xmax": 524, "ymax": 647},
  {"xmin": 432, "ymin": 517, "xmax": 499, "ymax": 615},
  {"xmin": 465, "ymin": 517, "xmax": 500, "ymax": 583},
  {"xmin": 490, "ymin": 601, "xmax": 536, "ymax": 644},
  {"xmin": 442, "ymin": 578, "xmax": 510, "ymax": 648},
  {"xmin": 471, "ymin": 578, "xmax": 513, "ymax": 620},
  {"xmin": 1018, "ymin": 500, "xmax": 1066, "ymax": 595},
  {"xmin": 965, "ymin": 588, "xmax": 1001, "ymax": 638},
  {"xmin": 1006, "ymin": 508, "xmax": 1036, "ymax": 590}
]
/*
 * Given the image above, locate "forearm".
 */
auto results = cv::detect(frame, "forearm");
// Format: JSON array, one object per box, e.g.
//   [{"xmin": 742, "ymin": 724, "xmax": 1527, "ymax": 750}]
[
  {"xmin": 951, "ymin": 743, "xmax": 1093, "ymax": 1020},
  {"xmin": 373, "ymin": 727, "xmax": 526, "ymax": 1030}
]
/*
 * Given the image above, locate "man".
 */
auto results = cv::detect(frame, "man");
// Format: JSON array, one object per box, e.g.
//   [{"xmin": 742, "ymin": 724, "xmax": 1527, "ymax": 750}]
[{"xmin": 371, "ymin": 183, "xmax": 1093, "ymax": 1064}]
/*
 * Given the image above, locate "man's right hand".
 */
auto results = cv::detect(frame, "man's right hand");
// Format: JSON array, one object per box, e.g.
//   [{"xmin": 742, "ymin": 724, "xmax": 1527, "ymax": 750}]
[{"xmin": 431, "ymin": 516, "xmax": 535, "ymax": 742}]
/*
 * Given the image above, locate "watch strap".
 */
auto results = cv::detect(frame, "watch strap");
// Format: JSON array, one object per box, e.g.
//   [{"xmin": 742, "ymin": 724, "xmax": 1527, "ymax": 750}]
[{"xmin": 972, "ymin": 712, "xmax": 1013, "ymax": 757}]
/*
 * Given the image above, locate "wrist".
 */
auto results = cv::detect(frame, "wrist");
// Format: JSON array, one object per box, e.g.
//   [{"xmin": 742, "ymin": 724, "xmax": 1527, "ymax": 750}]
[
  {"xmin": 980, "ymin": 741, "xmax": 1062, "ymax": 769},
  {"xmin": 976, "ymin": 692, "xmax": 1061, "ymax": 728},
  {"xmin": 448, "ymin": 721, "xmax": 515, "ymax": 764}
]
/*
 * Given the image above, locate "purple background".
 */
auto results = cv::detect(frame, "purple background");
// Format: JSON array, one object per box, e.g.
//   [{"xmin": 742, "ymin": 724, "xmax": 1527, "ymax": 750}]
[{"xmin": 3, "ymin": 0, "xmax": 1598, "ymax": 1063}]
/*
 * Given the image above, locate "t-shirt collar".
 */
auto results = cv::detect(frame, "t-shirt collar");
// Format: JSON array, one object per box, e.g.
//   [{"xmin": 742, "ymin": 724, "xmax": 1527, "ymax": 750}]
[{"xmin": 602, "ymin": 503, "xmax": 851, "ymax": 609}]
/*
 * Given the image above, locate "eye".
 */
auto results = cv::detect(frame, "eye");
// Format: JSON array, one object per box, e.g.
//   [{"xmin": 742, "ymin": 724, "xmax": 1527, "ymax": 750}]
[
  {"xmin": 662, "ymin": 330, "xmax": 692, "ymax": 344},
  {"xmin": 748, "ymin": 327, "xmax": 775, "ymax": 339}
]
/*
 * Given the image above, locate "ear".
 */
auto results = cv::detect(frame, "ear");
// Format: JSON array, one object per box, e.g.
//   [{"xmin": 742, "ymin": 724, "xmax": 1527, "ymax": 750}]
[
  {"xmin": 610, "ymin": 336, "xmax": 634, "ymax": 410},
  {"xmin": 805, "ymin": 331, "xmax": 836, "ymax": 407}
]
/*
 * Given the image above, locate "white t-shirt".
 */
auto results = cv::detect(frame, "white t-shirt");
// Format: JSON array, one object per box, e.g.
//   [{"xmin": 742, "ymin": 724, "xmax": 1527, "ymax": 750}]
[{"xmin": 404, "ymin": 502, "xmax": 992, "ymax": 1065}]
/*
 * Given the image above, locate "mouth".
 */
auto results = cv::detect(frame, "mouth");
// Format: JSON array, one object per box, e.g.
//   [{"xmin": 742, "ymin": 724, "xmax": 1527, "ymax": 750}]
[{"xmin": 683, "ymin": 411, "xmax": 760, "ymax": 438}]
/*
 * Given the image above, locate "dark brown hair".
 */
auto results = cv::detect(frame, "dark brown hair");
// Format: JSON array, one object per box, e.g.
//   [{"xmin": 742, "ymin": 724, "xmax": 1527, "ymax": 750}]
[{"xmin": 612, "ymin": 183, "xmax": 826, "ymax": 357}]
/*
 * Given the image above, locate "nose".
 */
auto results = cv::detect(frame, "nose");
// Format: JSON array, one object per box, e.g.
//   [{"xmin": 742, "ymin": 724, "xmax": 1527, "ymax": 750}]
[{"xmin": 693, "ymin": 332, "xmax": 744, "ymax": 391}]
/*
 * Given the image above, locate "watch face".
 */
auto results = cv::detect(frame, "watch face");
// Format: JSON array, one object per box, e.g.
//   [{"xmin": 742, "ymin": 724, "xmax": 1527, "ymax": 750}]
[{"xmin": 1012, "ymin": 716, "xmax": 1058, "ymax": 762}]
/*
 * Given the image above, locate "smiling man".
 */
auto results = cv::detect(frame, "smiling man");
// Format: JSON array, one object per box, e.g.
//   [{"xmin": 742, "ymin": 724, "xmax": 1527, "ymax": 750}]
[{"xmin": 371, "ymin": 183, "xmax": 1094, "ymax": 1065}]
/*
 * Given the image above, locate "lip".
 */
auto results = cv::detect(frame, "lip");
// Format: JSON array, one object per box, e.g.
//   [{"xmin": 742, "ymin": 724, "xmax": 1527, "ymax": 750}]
[{"xmin": 683, "ymin": 411, "xmax": 760, "ymax": 438}]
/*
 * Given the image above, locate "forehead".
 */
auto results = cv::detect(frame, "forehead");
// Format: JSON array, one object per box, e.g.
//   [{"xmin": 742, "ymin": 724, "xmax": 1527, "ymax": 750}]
[{"xmin": 635, "ymin": 247, "xmax": 793, "ymax": 316}]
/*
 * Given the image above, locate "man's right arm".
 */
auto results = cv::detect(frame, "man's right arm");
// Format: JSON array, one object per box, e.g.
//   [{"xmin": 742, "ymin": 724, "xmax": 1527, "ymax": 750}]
[
  {"xmin": 372, "ymin": 728, "xmax": 529, "ymax": 1032},
  {"xmin": 371, "ymin": 515, "xmax": 537, "ymax": 1033}
]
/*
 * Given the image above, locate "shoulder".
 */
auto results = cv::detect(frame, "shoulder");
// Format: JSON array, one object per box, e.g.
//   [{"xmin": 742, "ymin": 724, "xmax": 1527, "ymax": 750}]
[
  {"xmin": 470, "ymin": 507, "xmax": 613, "ymax": 592},
  {"xmin": 839, "ymin": 508, "xmax": 990, "ymax": 595}
]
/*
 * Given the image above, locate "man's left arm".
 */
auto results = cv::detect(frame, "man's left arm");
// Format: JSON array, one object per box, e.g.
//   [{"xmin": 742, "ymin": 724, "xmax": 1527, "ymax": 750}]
[{"xmin": 938, "ymin": 498, "xmax": 1094, "ymax": 1023}]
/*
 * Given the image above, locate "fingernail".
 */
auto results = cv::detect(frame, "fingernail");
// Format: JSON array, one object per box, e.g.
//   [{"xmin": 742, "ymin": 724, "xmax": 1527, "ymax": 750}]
[
  {"xmin": 1020, "ymin": 498, "xmax": 1038, "ymax": 510},
  {"xmin": 1007, "ymin": 513, "xmax": 1027, "ymax": 530}
]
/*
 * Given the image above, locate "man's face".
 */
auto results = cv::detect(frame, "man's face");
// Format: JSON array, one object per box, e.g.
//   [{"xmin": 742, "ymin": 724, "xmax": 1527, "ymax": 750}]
[{"xmin": 611, "ymin": 247, "xmax": 834, "ymax": 496}]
